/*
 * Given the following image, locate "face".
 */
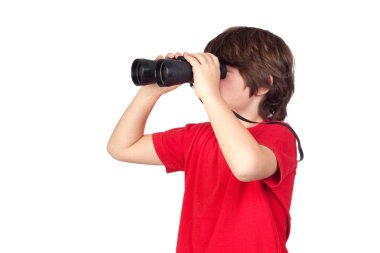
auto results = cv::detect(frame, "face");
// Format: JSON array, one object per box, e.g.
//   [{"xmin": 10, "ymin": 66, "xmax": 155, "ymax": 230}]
[{"xmin": 219, "ymin": 66, "xmax": 253, "ymax": 112}]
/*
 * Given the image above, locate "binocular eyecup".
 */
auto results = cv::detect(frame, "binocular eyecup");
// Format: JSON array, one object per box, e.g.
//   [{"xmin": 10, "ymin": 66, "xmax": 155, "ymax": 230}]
[{"xmin": 131, "ymin": 56, "xmax": 227, "ymax": 87}]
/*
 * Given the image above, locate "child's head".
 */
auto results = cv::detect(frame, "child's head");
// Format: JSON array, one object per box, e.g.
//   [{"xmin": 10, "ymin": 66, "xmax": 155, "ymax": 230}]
[{"xmin": 204, "ymin": 26, "xmax": 294, "ymax": 121}]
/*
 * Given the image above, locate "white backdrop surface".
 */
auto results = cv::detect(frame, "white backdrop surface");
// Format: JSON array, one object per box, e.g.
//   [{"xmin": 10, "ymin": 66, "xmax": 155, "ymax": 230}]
[{"xmin": 1, "ymin": 0, "xmax": 379, "ymax": 252}]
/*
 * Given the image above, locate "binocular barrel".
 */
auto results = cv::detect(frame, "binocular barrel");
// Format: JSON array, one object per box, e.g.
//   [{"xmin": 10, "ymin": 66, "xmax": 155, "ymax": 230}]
[{"xmin": 131, "ymin": 57, "xmax": 227, "ymax": 87}]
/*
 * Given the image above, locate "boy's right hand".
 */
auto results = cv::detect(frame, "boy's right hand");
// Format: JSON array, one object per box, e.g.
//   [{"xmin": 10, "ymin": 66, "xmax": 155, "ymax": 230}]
[{"xmin": 139, "ymin": 53, "xmax": 181, "ymax": 97}]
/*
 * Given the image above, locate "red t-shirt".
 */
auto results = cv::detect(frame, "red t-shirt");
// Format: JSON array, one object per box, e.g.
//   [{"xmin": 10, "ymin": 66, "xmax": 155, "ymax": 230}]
[{"xmin": 152, "ymin": 122, "xmax": 298, "ymax": 253}]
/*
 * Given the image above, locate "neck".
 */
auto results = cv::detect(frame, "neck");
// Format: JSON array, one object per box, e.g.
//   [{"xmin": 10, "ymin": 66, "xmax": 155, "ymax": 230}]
[
  {"xmin": 233, "ymin": 111, "xmax": 264, "ymax": 128},
  {"xmin": 235, "ymin": 94, "xmax": 265, "ymax": 127}
]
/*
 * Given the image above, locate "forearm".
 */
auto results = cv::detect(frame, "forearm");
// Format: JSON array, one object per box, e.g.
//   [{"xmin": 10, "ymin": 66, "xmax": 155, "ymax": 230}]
[
  {"xmin": 202, "ymin": 95, "xmax": 266, "ymax": 180},
  {"xmin": 107, "ymin": 87, "xmax": 161, "ymax": 151}
]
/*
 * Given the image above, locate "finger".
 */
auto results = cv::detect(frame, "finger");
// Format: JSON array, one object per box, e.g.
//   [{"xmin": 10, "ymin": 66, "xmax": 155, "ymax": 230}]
[
  {"xmin": 204, "ymin": 53, "xmax": 219, "ymax": 65},
  {"xmin": 191, "ymin": 53, "xmax": 211, "ymax": 64},
  {"xmin": 155, "ymin": 55, "xmax": 164, "ymax": 60},
  {"xmin": 174, "ymin": 52, "xmax": 182, "ymax": 59},
  {"xmin": 183, "ymin": 52, "xmax": 200, "ymax": 66},
  {"xmin": 205, "ymin": 52, "xmax": 219, "ymax": 64},
  {"xmin": 165, "ymin": 53, "xmax": 175, "ymax": 59}
]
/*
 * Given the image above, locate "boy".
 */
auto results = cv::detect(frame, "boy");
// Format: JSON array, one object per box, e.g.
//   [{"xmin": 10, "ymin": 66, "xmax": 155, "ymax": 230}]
[{"xmin": 107, "ymin": 26, "xmax": 299, "ymax": 253}]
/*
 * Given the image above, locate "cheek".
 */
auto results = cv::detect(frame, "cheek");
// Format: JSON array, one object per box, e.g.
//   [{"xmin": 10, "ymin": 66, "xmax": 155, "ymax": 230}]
[
  {"xmin": 220, "ymin": 81, "xmax": 237, "ymax": 101},
  {"xmin": 220, "ymin": 77, "xmax": 249, "ymax": 101},
  {"xmin": 220, "ymin": 80, "xmax": 232, "ymax": 93}
]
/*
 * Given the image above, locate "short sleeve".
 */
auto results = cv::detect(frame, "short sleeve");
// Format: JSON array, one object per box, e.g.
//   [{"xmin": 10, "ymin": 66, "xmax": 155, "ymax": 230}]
[
  {"xmin": 254, "ymin": 124, "xmax": 298, "ymax": 187},
  {"xmin": 152, "ymin": 127, "xmax": 186, "ymax": 173}
]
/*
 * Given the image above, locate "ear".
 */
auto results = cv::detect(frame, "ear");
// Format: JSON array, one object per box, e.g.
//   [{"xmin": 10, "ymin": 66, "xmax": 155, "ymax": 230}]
[{"xmin": 256, "ymin": 75, "xmax": 273, "ymax": 96}]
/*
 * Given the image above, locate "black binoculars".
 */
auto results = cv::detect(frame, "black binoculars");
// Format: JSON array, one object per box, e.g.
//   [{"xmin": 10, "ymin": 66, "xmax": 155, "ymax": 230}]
[{"xmin": 131, "ymin": 56, "xmax": 227, "ymax": 87}]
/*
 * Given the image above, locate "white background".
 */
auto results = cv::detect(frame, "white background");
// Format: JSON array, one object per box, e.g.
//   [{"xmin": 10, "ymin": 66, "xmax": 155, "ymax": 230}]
[{"xmin": 1, "ymin": 0, "xmax": 379, "ymax": 252}]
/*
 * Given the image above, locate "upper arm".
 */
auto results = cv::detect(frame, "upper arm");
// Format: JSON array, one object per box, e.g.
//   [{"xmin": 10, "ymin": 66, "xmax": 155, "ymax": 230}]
[{"xmin": 107, "ymin": 134, "xmax": 163, "ymax": 165}]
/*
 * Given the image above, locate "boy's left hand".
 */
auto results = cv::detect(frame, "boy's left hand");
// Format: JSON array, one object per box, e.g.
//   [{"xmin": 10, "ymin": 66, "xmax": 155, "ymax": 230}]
[{"xmin": 183, "ymin": 52, "xmax": 221, "ymax": 101}]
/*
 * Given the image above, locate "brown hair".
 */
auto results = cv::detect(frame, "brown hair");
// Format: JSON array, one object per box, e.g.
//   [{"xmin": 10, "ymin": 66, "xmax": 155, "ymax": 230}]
[{"xmin": 204, "ymin": 26, "xmax": 295, "ymax": 121}]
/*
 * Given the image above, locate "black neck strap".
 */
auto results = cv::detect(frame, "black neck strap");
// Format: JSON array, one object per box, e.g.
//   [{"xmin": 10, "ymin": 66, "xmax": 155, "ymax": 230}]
[{"xmin": 233, "ymin": 111, "xmax": 304, "ymax": 162}]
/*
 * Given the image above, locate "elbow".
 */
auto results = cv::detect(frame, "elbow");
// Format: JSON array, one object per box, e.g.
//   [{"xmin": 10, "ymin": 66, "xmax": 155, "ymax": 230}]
[
  {"xmin": 234, "ymin": 174, "xmax": 254, "ymax": 183},
  {"xmin": 106, "ymin": 142, "xmax": 124, "ymax": 161},
  {"xmin": 233, "ymin": 170, "xmax": 260, "ymax": 183},
  {"xmin": 107, "ymin": 142, "xmax": 137, "ymax": 163},
  {"xmin": 230, "ymin": 158, "xmax": 262, "ymax": 183},
  {"xmin": 230, "ymin": 153, "xmax": 276, "ymax": 183},
  {"xmin": 106, "ymin": 143, "xmax": 117, "ymax": 160},
  {"xmin": 230, "ymin": 146, "xmax": 278, "ymax": 182},
  {"xmin": 232, "ymin": 160, "xmax": 277, "ymax": 183}
]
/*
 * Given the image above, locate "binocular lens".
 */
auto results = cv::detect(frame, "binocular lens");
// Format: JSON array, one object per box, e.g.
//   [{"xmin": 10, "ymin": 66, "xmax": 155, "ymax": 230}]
[
  {"xmin": 155, "ymin": 59, "xmax": 194, "ymax": 87},
  {"xmin": 131, "ymin": 59, "xmax": 156, "ymax": 86},
  {"xmin": 131, "ymin": 57, "xmax": 227, "ymax": 87}
]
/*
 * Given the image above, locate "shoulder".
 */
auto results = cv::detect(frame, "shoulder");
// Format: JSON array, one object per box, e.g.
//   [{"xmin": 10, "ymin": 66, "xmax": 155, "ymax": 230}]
[
  {"xmin": 185, "ymin": 121, "xmax": 211, "ymax": 130},
  {"xmin": 251, "ymin": 121, "xmax": 298, "ymax": 166},
  {"xmin": 154, "ymin": 122, "xmax": 212, "ymax": 141},
  {"xmin": 183, "ymin": 122, "xmax": 213, "ymax": 135},
  {"xmin": 250, "ymin": 121, "xmax": 296, "ymax": 143}
]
